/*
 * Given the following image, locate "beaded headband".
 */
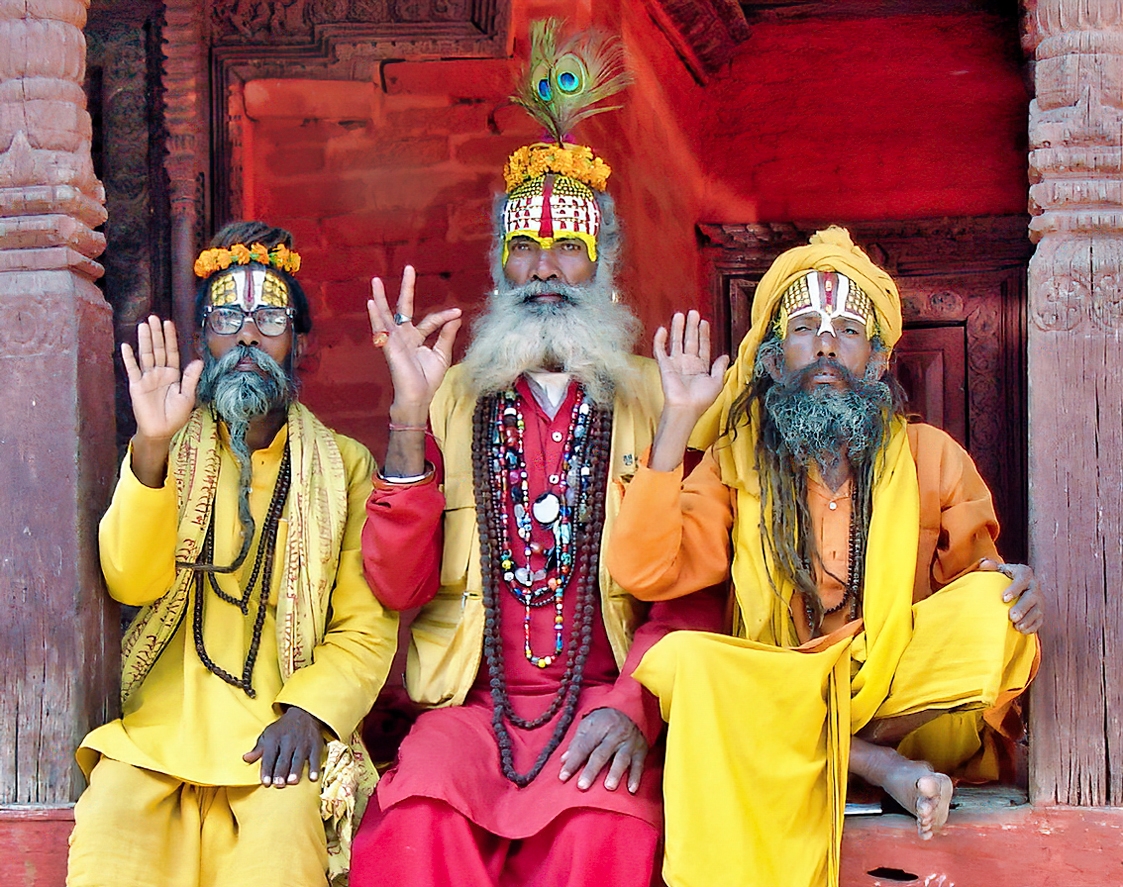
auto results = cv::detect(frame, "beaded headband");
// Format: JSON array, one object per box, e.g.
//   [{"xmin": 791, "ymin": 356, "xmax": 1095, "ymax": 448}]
[
  {"xmin": 501, "ymin": 20, "xmax": 629, "ymax": 265},
  {"xmin": 774, "ymin": 270, "xmax": 877, "ymax": 340},
  {"xmin": 193, "ymin": 242, "xmax": 301, "ymax": 279}
]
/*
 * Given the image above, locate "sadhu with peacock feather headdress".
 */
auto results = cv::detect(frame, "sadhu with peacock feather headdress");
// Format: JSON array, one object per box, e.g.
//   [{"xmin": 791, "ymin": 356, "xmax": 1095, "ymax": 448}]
[
  {"xmin": 349, "ymin": 18, "xmax": 729, "ymax": 887},
  {"xmin": 500, "ymin": 19, "xmax": 631, "ymax": 265}
]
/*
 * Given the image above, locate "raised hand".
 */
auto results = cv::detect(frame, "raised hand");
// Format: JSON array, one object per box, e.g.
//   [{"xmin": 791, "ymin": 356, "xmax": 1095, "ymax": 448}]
[
  {"xmin": 123, "ymin": 316, "xmax": 203, "ymax": 487},
  {"xmin": 123, "ymin": 316, "xmax": 203, "ymax": 441},
  {"xmin": 368, "ymin": 266, "xmax": 462, "ymax": 478},
  {"xmin": 654, "ymin": 310, "xmax": 729, "ymax": 417},
  {"xmin": 648, "ymin": 310, "xmax": 729, "ymax": 472},
  {"xmin": 367, "ymin": 266, "xmax": 462, "ymax": 418}
]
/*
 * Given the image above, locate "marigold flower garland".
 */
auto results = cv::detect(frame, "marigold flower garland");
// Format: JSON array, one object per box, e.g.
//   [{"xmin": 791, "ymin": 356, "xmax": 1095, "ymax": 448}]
[
  {"xmin": 193, "ymin": 242, "xmax": 302, "ymax": 279},
  {"xmin": 503, "ymin": 142, "xmax": 611, "ymax": 193}
]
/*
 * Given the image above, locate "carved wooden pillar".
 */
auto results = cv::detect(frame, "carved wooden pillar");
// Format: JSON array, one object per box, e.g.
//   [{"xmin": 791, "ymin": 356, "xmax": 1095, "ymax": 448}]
[
  {"xmin": 1024, "ymin": 0, "xmax": 1123, "ymax": 807},
  {"xmin": 0, "ymin": 0, "xmax": 117, "ymax": 803},
  {"xmin": 162, "ymin": 0, "xmax": 207, "ymax": 358}
]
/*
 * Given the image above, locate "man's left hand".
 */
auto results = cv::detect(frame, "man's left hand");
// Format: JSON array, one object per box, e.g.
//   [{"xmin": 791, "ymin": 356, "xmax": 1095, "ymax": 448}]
[
  {"xmin": 979, "ymin": 558, "xmax": 1045, "ymax": 635},
  {"xmin": 558, "ymin": 707, "xmax": 648, "ymax": 794},
  {"xmin": 243, "ymin": 706, "xmax": 325, "ymax": 788}
]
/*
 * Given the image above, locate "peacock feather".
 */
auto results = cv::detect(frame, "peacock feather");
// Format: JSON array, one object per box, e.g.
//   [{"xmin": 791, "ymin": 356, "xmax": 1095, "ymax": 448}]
[{"xmin": 512, "ymin": 19, "xmax": 631, "ymax": 145}]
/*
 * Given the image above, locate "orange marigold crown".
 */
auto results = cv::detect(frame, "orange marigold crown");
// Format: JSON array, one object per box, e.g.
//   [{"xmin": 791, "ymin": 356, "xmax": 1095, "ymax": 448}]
[
  {"xmin": 193, "ymin": 242, "xmax": 301, "ymax": 279},
  {"xmin": 504, "ymin": 142, "xmax": 611, "ymax": 193}
]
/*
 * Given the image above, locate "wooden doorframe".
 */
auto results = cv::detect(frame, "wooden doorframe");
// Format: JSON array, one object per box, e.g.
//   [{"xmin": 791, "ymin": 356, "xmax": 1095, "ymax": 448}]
[{"xmin": 698, "ymin": 215, "xmax": 1032, "ymax": 562}]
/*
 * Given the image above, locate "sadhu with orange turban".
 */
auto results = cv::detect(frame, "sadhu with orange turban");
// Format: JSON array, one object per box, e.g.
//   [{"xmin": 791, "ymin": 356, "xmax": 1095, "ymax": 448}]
[{"xmin": 607, "ymin": 227, "xmax": 1044, "ymax": 887}]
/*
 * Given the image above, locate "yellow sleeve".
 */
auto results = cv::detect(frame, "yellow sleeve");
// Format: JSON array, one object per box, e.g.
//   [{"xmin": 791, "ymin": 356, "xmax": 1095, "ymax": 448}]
[
  {"xmin": 98, "ymin": 447, "xmax": 180, "ymax": 606},
  {"xmin": 274, "ymin": 435, "xmax": 399, "ymax": 740},
  {"xmin": 606, "ymin": 450, "xmax": 735, "ymax": 601}
]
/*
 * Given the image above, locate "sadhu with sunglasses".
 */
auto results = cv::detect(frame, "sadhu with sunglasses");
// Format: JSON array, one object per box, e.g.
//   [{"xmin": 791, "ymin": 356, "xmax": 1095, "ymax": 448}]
[{"xmin": 67, "ymin": 221, "xmax": 397, "ymax": 887}]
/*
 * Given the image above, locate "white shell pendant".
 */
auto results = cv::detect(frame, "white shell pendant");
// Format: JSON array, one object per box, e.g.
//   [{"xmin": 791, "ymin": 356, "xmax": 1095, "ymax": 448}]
[{"xmin": 532, "ymin": 492, "xmax": 561, "ymax": 526}]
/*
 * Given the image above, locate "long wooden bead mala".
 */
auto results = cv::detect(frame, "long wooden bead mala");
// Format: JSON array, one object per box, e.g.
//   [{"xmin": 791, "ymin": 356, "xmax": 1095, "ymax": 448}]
[
  {"xmin": 473, "ymin": 390, "xmax": 613, "ymax": 786},
  {"xmin": 189, "ymin": 442, "xmax": 291, "ymax": 698}
]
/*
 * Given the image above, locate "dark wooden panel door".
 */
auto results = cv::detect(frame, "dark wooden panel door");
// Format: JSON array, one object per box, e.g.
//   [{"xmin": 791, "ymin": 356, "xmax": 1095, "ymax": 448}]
[{"xmin": 894, "ymin": 324, "xmax": 968, "ymax": 448}]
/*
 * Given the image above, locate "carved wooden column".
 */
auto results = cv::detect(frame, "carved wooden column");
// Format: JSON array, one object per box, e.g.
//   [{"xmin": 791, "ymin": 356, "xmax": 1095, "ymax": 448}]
[
  {"xmin": 162, "ymin": 0, "xmax": 207, "ymax": 358},
  {"xmin": 1024, "ymin": 0, "xmax": 1123, "ymax": 807},
  {"xmin": 0, "ymin": 0, "xmax": 117, "ymax": 803}
]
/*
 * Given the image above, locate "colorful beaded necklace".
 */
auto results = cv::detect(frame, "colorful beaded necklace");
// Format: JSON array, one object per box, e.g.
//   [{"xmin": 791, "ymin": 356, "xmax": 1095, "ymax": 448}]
[{"xmin": 489, "ymin": 386, "xmax": 594, "ymax": 667}]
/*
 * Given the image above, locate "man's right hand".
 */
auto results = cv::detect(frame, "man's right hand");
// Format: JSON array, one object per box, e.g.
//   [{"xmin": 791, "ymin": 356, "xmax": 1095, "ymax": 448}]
[
  {"xmin": 648, "ymin": 310, "xmax": 729, "ymax": 472},
  {"xmin": 122, "ymin": 316, "xmax": 203, "ymax": 487},
  {"xmin": 368, "ymin": 266, "xmax": 462, "ymax": 478}
]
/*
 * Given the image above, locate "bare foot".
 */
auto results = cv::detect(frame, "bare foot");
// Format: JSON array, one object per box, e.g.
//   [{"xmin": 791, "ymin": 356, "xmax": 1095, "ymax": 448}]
[
  {"xmin": 881, "ymin": 760, "xmax": 953, "ymax": 840},
  {"xmin": 850, "ymin": 738, "xmax": 953, "ymax": 840}
]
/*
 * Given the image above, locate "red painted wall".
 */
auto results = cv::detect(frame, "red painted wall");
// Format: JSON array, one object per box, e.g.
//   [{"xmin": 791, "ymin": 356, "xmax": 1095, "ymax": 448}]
[
  {"xmin": 238, "ymin": 1, "xmax": 1028, "ymax": 458},
  {"xmin": 698, "ymin": 13, "xmax": 1030, "ymax": 224}
]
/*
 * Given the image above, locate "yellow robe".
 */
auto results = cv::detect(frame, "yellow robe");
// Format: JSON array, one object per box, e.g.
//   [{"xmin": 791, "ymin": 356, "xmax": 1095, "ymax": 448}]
[
  {"xmin": 609, "ymin": 422, "xmax": 1039, "ymax": 887},
  {"xmin": 83, "ymin": 421, "xmax": 395, "ymax": 783}
]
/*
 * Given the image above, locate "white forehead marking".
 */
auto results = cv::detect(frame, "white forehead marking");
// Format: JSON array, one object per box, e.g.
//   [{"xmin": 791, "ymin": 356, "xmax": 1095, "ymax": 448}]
[
  {"xmin": 230, "ymin": 267, "xmax": 270, "ymax": 311},
  {"xmin": 788, "ymin": 271, "xmax": 868, "ymax": 337}
]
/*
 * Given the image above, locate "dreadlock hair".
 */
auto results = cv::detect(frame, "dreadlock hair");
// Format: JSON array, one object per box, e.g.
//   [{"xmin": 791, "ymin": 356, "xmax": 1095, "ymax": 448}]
[
  {"xmin": 722, "ymin": 333, "xmax": 910, "ymax": 635},
  {"xmin": 193, "ymin": 221, "xmax": 313, "ymax": 335}
]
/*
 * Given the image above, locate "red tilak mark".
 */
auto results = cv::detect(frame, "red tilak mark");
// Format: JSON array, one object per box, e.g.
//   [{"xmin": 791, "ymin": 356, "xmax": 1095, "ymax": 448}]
[
  {"xmin": 538, "ymin": 174, "xmax": 556, "ymax": 239},
  {"xmin": 242, "ymin": 269, "xmax": 256, "ymax": 311}
]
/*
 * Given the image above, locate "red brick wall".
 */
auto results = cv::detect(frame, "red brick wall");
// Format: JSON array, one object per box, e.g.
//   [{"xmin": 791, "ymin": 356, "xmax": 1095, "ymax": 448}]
[
  {"xmin": 239, "ymin": 2, "xmax": 1027, "ymax": 457},
  {"xmin": 698, "ymin": 12, "xmax": 1030, "ymax": 223}
]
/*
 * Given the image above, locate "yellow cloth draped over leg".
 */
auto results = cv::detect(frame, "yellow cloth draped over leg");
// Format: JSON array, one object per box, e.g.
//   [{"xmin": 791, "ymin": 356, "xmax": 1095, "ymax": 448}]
[{"xmin": 634, "ymin": 423, "xmax": 1039, "ymax": 887}]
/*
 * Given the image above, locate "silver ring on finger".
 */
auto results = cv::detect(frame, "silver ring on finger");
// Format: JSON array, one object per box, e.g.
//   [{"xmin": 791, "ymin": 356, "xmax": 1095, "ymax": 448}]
[{"xmin": 393, "ymin": 313, "xmax": 412, "ymax": 325}]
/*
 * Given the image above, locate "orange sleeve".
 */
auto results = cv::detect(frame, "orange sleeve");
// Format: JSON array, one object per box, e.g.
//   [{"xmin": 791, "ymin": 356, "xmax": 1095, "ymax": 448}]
[
  {"xmin": 606, "ymin": 450, "xmax": 735, "ymax": 601},
  {"xmin": 911, "ymin": 424, "xmax": 1000, "ymax": 596}
]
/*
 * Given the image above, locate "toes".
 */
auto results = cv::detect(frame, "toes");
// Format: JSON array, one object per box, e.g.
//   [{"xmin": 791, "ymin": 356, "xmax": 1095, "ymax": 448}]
[{"xmin": 915, "ymin": 773, "xmax": 954, "ymax": 836}]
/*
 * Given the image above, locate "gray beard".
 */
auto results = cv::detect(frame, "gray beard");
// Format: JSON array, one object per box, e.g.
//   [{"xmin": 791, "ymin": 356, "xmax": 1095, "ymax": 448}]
[
  {"xmin": 196, "ymin": 344, "xmax": 296, "ymax": 562},
  {"xmin": 459, "ymin": 274, "xmax": 640, "ymax": 406},
  {"xmin": 763, "ymin": 356, "xmax": 892, "ymax": 477}
]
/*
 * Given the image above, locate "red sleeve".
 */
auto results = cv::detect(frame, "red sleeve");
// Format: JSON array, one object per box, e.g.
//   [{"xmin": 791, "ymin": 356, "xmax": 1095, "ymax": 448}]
[
  {"xmin": 586, "ymin": 584, "xmax": 729, "ymax": 745},
  {"xmin": 361, "ymin": 437, "xmax": 445, "ymax": 611}
]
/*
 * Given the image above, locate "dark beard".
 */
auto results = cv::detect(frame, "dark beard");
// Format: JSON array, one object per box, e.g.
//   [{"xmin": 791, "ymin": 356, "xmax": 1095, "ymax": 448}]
[
  {"xmin": 195, "ymin": 344, "xmax": 297, "ymax": 565},
  {"xmin": 197, "ymin": 344, "xmax": 295, "ymax": 426},
  {"xmin": 763, "ymin": 357, "xmax": 893, "ymax": 477}
]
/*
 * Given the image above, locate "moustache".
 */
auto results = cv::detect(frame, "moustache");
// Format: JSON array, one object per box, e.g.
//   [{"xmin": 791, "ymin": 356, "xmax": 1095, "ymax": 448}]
[
  {"xmin": 215, "ymin": 344, "xmax": 285, "ymax": 377},
  {"xmin": 505, "ymin": 279, "xmax": 588, "ymax": 306},
  {"xmin": 777, "ymin": 357, "xmax": 860, "ymax": 393}
]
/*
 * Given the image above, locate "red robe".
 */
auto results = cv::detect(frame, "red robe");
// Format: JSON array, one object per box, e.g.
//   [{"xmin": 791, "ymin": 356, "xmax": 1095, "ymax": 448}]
[{"xmin": 352, "ymin": 379, "xmax": 724, "ymax": 886}]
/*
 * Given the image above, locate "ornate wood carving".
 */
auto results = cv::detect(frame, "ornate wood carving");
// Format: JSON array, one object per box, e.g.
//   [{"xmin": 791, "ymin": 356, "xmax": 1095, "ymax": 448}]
[
  {"xmin": 645, "ymin": 0, "xmax": 749, "ymax": 79},
  {"xmin": 206, "ymin": 0, "xmax": 510, "ymax": 225},
  {"xmin": 1023, "ymin": 0, "xmax": 1123, "ymax": 809},
  {"xmin": 0, "ymin": 0, "xmax": 118, "ymax": 804},
  {"xmin": 87, "ymin": 11, "xmax": 173, "ymax": 447},
  {"xmin": 162, "ymin": 0, "xmax": 209, "ymax": 359},
  {"xmin": 699, "ymin": 216, "xmax": 1030, "ymax": 564}
]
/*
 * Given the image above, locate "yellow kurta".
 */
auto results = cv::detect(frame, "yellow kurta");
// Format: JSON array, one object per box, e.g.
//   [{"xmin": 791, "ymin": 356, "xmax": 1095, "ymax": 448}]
[{"xmin": 81, "ymin": 424, "xmax": 396, "ymax": 787}]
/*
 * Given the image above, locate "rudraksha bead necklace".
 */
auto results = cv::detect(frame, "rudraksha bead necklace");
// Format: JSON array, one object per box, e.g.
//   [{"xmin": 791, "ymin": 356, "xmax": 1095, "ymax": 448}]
[
  {"xmin": 473, "ymin": 389, "xmax": 612, "ymax": 786},
  {"xmin": 190, "ymin": 442, "xmax": 291, "ymax": 698},
  {"xmin": 803, "ymin": 483, "xmax": 864, "ymax": 637}
]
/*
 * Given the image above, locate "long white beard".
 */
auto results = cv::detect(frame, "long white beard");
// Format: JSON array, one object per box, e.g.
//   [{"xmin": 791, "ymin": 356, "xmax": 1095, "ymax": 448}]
[{"xmin": 460, "ymin": 275, "xmax": 640, "ymax": 406}]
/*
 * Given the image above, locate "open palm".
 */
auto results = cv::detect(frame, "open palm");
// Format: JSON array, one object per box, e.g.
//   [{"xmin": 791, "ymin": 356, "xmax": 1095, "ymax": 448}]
[
  {"xmin": 123, "ymin": 316, "xmax": 203, "ymax": 441},
  {"xmin": 654, "ymin": 311, "xmax": 729, "ymax": 420}
]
